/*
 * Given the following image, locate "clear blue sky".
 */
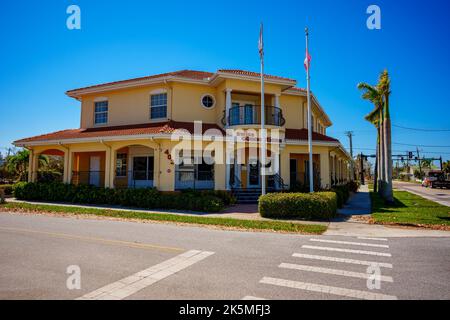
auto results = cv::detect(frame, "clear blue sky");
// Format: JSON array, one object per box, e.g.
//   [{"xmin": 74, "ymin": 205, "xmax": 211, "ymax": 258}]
[{"xmin": 1, "ymin": 0, "xmax": 449, "ymax": 163}]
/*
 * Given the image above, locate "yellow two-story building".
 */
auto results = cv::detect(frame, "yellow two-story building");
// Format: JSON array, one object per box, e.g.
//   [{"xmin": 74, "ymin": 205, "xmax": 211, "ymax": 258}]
[{"xmin": 14, "ymin": 69, "xmax": 351, "ymax": 195}]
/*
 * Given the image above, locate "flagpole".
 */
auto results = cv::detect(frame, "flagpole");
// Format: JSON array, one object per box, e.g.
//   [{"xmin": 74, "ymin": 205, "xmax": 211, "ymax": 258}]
[
  {"xmin": 260, "ymin": 23, "xmax": 266, "ymax": 196},
  {"xmin": 305, "ymin": 27, "xmax": 314, "ymax": 193}
]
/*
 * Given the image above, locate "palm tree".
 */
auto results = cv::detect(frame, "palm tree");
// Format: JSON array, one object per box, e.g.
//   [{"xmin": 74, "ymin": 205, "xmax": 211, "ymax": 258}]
[
  {"xmin": 5, "ymin": 149, "xmax": 48, "ymax": 182},
  {"xmin": 357, "ymin": 82, "xmax": 384, "ymax": 195},
  {"xmin": 377, "ymin": 70, "xmax": 394, "ymax": 203}
]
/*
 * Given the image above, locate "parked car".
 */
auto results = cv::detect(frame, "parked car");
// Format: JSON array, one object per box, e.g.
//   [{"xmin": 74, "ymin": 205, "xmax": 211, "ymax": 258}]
[{"xmin": 422, "ymin": 171, "xmax": 441, "ymax": 187}]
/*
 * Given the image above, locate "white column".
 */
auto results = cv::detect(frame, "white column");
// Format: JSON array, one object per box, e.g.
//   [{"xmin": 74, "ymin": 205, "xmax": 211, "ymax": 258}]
[
  {"xmin": 225, "ymin": 88, "xmax": 232, "ymax": 128},
  {"xmin": 27, "ymin": 149, "xmax": 34, "ymax": 182},
  {"xmin": 274, "ymin": 94, "xmax": 280, "ymax": 109}
]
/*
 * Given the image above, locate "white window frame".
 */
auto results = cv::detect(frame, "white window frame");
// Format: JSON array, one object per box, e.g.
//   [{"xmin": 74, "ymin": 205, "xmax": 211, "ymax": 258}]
[
  {"xmin": 94, "ymin": 99, "xmax": 108, "ymax": 125},
  {"xmin": 150, "ymin": 92, "xmax": 168, "ymax": 120},
  {"xmin": 200, "ymin": 94, "xmax": 216, "ymax": 109}
]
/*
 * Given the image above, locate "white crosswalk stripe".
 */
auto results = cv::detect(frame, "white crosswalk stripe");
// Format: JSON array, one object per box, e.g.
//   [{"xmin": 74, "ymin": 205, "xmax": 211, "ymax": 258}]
[
  {"xmin": 279, "ymin": 263, "xmax": 393, "ymax": 282},
  {"xmin": 292, "ymin": 253, "xmax": 393, "ymax": 268},
  {"xmin": 249, "ymin": 237, "xmax": 395, "ymax": 300},
  {"xmin": 357, "ymin": 237, "xmax": 388, "ymax": 241},
  {"xmin": 309, "ymin": 238, "xmax": 389, "ymax": 248},
  {"xmin": 77, "ymin": 250, "xmax": 214, "ymax": 300},
  {"xmin": 242, "ymin": 296, "xmax": 267, "ymax": 300},
  {"xmin": 302, "ymin": 245, "xmax": 392, "ymax": 257},
  {"xmin": 260, "ymin": 277, "xmax": 397, "ymax": 300}
]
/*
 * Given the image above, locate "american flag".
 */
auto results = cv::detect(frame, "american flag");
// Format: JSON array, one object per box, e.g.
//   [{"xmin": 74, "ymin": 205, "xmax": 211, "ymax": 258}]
[{"xmin": 304, "ymin": 48, "xmax": 311, "ymax": 71}]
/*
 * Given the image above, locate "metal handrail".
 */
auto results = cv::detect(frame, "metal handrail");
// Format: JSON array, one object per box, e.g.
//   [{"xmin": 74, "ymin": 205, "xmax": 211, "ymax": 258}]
[
  {"xmin": 273, "ymin": 173, "xmax": 288, "ymax": 191},
  {"xmin": 225, "ymin": 105, "xmax": 285, "ymax": 127},
  {"xmin": 230, "ymin": 173, "xmax": 242, "ymax": 189}
]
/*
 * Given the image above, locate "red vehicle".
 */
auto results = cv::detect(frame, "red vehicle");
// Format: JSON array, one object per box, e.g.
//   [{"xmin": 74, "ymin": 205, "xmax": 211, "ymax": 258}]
[{"xmin": 422, "ymin": 171, "xmax": 441, "ymax": 187}]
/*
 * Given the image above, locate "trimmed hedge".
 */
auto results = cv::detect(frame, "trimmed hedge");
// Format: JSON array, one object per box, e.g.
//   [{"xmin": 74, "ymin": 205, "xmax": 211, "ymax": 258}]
[
  {"xmin": 259, "ymin": 192, "xmax": 337, "ymax": 220},
  {"xmin": 12, "ymin": 182, "xmax": 235, "ymax": 213}
]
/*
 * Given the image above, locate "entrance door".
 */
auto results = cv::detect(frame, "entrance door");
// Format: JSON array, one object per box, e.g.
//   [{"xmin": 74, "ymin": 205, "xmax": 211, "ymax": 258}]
[
  {"xmin": 248, "ymin": 161, "xmax": 260, "ymax": 188},
  {"xmin": 89, "ymin": 156, "xmax": 101, "ymax": 187},
  {"xmin": 290, "ymin": 159, "xmax": 297, "ymax": 185}
]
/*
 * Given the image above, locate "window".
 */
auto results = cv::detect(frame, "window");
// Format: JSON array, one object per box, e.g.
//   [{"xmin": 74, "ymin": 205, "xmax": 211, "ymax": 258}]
[
  {"xmin": 150, "ymin": 93, "xmax": 167, "ymax": 119},
  {"xmin": 244, "ymin": 104, "xmax": 254, "ymax": 124},
  {"xmin": 94, "ymin": 101, "xmax": 108, "ymax": 124},
  {"xmin": 230, "ymin": 102, "xmax": 240, "ymax": 125},
  {"xmin": 116, "ymin": 153, "xmax": 127, "ymax": 177},
  {"xmin": 132, "ymin": 156, "xmax": 154, "ymax": 180},
  {"xmin": 201, "ymin": 94, "xmax": 215, "ymax": 109}
]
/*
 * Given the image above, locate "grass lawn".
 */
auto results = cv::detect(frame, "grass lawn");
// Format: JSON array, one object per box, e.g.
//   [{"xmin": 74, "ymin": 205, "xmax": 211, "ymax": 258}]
[
  {"xmin": 0, "ymin": 202, "xmax": 327, "ymax": 235},
  {"xmin": 370, "ymin": 190, "xmax": 450, "ymax": 228}
]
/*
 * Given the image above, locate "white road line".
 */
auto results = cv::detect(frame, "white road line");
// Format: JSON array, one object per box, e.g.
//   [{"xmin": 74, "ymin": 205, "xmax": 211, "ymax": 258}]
[
  {"xmin": 260, "ymin": 277, "xmax": 397, "ymax": 300},
  {"xmin": 292, "ymin": 253, "xmax": 393, "ymax": 268},
  {"xmin": 302, "ymin": 245, "xmax": 392, "ymax": 257},
  {"xmin": 357, "ymin": 237, "xmax": 388, "ymax": 241},
  {"xmin": 279, "ymin": 263, "xmax": 393, "ymax": 282},
  {"xmin": 309, "ymin": 238, "xmax": 389, "ymax": 248},
  {"xmin": 242, "ymin": 296, "xmax": 267, "ymax": 300},
  {"xmin": 77, "ymin": 250, "xmax": 214, "ymax": 300}
]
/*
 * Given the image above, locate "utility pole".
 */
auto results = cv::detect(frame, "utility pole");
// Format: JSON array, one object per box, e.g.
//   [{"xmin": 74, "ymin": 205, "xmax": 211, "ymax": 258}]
[
  {"xmin": 440, "ymin": 156, "xmax": 443, "ymax": 170},
  {"xmin": 416, "ymin": 147, "xmax": 422, "ymax": 178},
  {"xmin": 345, "ymin": 131, "xmax": 354, "ymax": 181},
  {"xmin": 360, "ymin": 152, "xmax": 365, "ymax": 185}
]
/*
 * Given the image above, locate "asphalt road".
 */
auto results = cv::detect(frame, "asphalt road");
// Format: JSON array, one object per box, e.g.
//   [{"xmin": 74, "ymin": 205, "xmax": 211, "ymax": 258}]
[
  {"xmin": 0, "ymin": 212, "xmax": 449, "ymax": 300},
  {"xmin": 394, "ymin": 181, "xmax": 450, "ymax": 207}
]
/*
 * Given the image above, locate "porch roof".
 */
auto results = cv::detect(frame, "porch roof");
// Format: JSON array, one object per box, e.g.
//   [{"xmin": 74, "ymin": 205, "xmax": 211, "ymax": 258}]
[
  {"xmin": 13, "ymin": 121, "xmax": 224, "ymax": 146},
  {"xmin": 285, "ymin": 128, "xmax": 339, "ymax": 143}
]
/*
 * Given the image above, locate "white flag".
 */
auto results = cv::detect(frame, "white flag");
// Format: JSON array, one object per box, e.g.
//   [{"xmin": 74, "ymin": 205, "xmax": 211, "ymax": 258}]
[{"xmin": 258, "ymin": 23, "xmax": 264, "ymax": 60}]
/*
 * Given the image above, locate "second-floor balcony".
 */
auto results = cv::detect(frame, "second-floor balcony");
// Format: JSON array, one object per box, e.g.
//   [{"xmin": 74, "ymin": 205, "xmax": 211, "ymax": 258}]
[{"xmin": 223, "ymin": 105, "xmax": 285, "ymax": 127}]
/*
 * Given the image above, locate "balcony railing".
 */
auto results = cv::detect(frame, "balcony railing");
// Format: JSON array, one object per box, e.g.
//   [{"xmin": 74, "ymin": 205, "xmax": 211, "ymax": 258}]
[
  {"xmin": 71, "ymin": 171, "xmax": 105, "ymax": 187},
  {"xmin": 223, "ymin": 105, "xmax": 285, "ymax": 127},
  {"xmin": 114, "ymin": 170, "xmax": 154, "ymax": 188}
]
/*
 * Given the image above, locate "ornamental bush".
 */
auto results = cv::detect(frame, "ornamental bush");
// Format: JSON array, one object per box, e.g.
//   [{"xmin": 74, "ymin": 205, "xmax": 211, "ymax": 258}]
[
  {"xmin": 259, "ymin": 192, "xmax": 337, "ymax": 220},
  {"xmin": 12, "ymin": 182, "xmax": 229, "ymax": 213}
]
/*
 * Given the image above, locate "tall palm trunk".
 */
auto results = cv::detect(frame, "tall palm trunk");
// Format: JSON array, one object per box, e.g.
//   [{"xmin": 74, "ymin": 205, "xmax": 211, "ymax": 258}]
[
  {"xmin": 373, "ymin": 133, "xmax": 379, "ymax": 193},
  {"xmin": 383, "ymin": 98, "xmax": 394, "ymax": 203},
  {"xmin": 378, "ymin": 109, "xmax": 385, "ymax": 196}
]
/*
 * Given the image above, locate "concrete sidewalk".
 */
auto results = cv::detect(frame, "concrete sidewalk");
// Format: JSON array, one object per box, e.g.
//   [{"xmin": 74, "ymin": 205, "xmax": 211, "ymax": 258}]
[
  {"xmin": 327, "ymin": 184, "xmax": 450, "ymax": 237},
  {"xmin": 337, "ymin": 184, "xmax": 371, "ymax": 216}
]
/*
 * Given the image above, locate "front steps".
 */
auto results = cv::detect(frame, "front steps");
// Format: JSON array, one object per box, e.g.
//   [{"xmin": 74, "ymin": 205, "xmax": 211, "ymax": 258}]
[{"xmin": 232, "ymin": 188, "xmax": 277, "ymax": 204}]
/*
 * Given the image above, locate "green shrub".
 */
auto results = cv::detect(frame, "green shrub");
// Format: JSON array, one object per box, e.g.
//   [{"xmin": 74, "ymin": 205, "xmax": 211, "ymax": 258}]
[
  {"xmin": 259, "ymin": 192, "xmax": 337, "ymax": 220},
  {"xmin": 0, "ymin": 184, "xmax": 14, "ymax": 196},
  {"xmin": 331, "ymin": 184, "xmax": 350, "ymax": 208},
  {"xmin": 12, "ymin": 182, "xmax": 224, "ymax": 213}
]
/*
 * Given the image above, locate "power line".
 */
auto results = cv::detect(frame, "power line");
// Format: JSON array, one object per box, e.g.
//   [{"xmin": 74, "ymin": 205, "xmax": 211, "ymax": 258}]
[
  {"xmin": 352, "ymin": 147, "xmax": 450, "ymax": 155},
  {"xmin": 393, "ymin": 142, "xmax": 450, "ymax": 148},
  {"xmin": 393, "ymin": 124, "xmax": 450, "ymax": 132}
]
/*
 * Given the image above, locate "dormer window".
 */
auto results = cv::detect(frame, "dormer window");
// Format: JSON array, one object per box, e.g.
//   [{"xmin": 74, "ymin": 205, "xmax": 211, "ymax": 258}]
[
  {"xmin": 150, "ymin": 93, "xmax": 167, "ymax": 119},
  {"xmin": 94, "ymin": 100, "xmax": 108, "ymax": 125}
]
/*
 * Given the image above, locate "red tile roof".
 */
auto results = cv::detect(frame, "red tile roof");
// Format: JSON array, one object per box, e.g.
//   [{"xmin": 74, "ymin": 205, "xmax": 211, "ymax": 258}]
[
  {"xmin": 66, "ymin": 69, "xmax": 297, "ymax": 95},
  {"xmin": 285, "ymin": 128, "xmax": 338, "ymax": 142},
  {"xmin": 14, "ymin": 121, "xmax": 224, "ymax": 144},
  {"xmin": 217, "ymin": 69, "xmax": 296, "ymax": 82},
  {"xmin": 288, "ymin": 87, "xmax": 307, "ymax": 93},
  {"xmin": 66, "ymin": 70, "xmax": 214, "ymax": 94}
]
